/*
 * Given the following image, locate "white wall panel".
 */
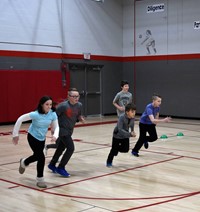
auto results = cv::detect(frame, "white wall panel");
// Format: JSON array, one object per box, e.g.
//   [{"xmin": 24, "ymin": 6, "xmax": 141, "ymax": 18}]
[
  {"xmin": 62, "ymin": 0, "xmax": 123, "ymax": 56},
  {"xmin": 0, "ymin": 0, "xmax": 62, "ymax": 53},
  {"xmin": 135, "ymin": 0, "xmax": 200, "ymax": 56},
  {"xmin": 0, "ymin": 0, "xmax": 200, "ymax": 56},
  {"xmin": 181, "ymin": 0, "xmax": 200, "ymax": 53},
  {"xmin": 0, "ymin": 0, "xmax": 123, "ymax": 56},
  {"xmin": 122, "ymin": 0, "xmax": 134, "ymax": 56}
]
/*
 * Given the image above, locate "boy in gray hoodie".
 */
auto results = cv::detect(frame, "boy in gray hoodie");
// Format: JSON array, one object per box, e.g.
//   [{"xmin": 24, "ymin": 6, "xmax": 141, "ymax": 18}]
[{"xmin": 106, "ymin": 103, "xmax": 136, "ymax": 167}]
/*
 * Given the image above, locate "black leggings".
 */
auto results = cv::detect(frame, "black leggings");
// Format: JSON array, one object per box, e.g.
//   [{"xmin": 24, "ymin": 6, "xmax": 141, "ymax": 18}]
[
  {"xmin": 24, "ymin": 133, "xmax": 45, "ymax": 178},
  {"xmin": 107, "ymin": 137, "xmax": 129, "ymax": 164},
  {"xmin": 132, "ymin": 122, "xmax": 158, "ymax": 153}
]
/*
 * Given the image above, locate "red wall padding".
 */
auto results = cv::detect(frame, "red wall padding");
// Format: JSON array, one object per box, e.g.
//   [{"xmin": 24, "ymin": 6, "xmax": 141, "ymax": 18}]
[{"xmin": 0, "ymin": 70, "xmax": 70, "ymax": 123}]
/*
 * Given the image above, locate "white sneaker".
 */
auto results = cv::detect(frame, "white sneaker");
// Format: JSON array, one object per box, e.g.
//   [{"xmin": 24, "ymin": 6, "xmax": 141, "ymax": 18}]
[
  {"xmin": 36, "ymin": 181, "xmax": 47, "ymax": 188},
  {"xmin": 36, "ymin": 177, "xmax": 47, "ymax": 188},
  {"xmin": 44, "ymin": 145, "xmax": 48, "ymax": 157},
  {"xmin": 19, "ymin": 158, "xmax": 26, "ymax": 174}
]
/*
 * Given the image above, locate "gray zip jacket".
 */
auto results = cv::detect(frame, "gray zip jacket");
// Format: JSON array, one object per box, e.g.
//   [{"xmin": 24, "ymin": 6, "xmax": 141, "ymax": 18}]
[{"xmin": 113, "ymin": 114, "xmax": 135, "ymax": 139}]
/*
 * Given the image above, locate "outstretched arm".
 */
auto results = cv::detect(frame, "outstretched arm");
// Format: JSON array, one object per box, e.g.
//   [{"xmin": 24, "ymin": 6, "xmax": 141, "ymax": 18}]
[
  {"xmin": 149, "ymin": 114, "xmax": 171, "ymax": 124},
  {"xmin": 12, "ymin": 113, "xmax": 31, "ymax": 145}
]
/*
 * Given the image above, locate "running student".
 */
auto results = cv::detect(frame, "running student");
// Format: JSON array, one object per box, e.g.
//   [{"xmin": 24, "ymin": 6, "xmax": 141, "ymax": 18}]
[
  {"xmin": 131, "ymin": 94, "xmax": 171, "ymax": 157},
  {"xmin": 113, "ymin": 80, "xmax": 133, "ymax": 117},
  {"xmin": 106, "ymin": 103, "xmax": 136, "ymax": 167},
  {"xmin": 48, "ymin": 88, "xmax": 85, "ymax": 177},
  {"xmin": 12, "ymin": 96, "xmax": 59, "ymax": 188}
]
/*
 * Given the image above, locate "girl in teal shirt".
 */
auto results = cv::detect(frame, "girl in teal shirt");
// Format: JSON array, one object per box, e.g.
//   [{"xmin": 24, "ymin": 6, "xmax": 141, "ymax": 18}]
[{"xmin": 12, "ymin": 96, "xmax": 59, "ymax": 188}]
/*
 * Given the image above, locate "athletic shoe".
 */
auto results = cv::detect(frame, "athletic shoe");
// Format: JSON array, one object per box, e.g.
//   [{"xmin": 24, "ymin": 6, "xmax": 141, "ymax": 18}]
[
  {"xmin": 44, "ymin": 145, "xmax": 48, "ymax": 157},
  {"xmin": 144, "ymin": 141, "xmax": 149, "ymax": 149},
  {"xmin": 36, "ymin": 177, "xmax": 47, "ymax": 188},
  {"xmin": 106, "ymin": 163, "xmax": 113, "ymax": 168},
  {"xmin": 36, "ymin": 181, "xmax": 47, "ymax": 188},
  {"xmin": 19, "ymin": 158, "xmax": 26, "ymax": 174},
  {"xmin": 131, "ymin": 151, "xmax": 139, "ymax": 157},
  {"xmin": 48, "ymin": 164, "xmax": 57, "ymax": 173},
  {"xmin": 56, "ymin": 167, "xmax": 70, "ymax": 177}
]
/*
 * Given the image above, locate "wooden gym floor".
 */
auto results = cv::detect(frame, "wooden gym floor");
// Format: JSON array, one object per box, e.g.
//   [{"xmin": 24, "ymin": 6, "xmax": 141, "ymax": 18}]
[{"xmin": 0, "ymin": 116, "xmax": 200, "ymax": 212}]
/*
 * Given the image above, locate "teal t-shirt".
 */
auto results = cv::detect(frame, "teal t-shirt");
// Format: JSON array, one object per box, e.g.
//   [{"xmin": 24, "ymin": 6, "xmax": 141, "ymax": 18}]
[{"xmin": 28, "ymin": 110, "xmax": 57, "ymax": 141}]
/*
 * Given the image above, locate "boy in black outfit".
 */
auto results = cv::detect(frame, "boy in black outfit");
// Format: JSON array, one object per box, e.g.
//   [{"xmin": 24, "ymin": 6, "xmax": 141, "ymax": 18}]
[{"xmin": 106, "ymin": 103, "xmax": 136, "ymax": 167}]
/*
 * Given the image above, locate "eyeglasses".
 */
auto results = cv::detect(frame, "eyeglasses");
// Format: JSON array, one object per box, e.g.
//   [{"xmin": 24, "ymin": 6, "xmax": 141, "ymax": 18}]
[{"xmin": 69, "ymin": 95, "xmax": 80, "ymax": 99}]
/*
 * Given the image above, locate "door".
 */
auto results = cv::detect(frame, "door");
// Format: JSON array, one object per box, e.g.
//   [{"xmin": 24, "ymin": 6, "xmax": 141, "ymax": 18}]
[{"xmin": 68, "ymin": 63, "xmax": 103, "ymax": 116}]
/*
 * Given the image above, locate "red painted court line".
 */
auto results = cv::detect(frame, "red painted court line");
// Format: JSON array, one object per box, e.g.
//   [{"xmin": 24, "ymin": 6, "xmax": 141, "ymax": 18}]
[
  {"xmin": 44, "ymin": 136, "xmax": 110, "ymax": 147},
  {"xmin": 116, "ymin": 191, "xmax": 200, "ymax": 212},
  {"xmin": 44, "ymin": 136, "xmax": 200, "ymax": 159},
  {"xmin": 0, "ymin": 178, "xmax": 44, "ymax": 192},
  {"xmin": 150, "ymin": 144, "xmax": 200, "ymax": 155},
  {"xmin": 2, "ymin": 120, "xmax": 200, "ymax": 210},
  {"xmin": 44, "ymin": 190, "xmax": 200, "ymax": 201},
  {"xmin": 1, "ymin": 178, "xmax": 199, "ymax": 212},
  {"xmin": 8, "ymin": 185, "xmax": 21, "ymax": 189},
  {"xmin": 0, "ymin": 156, "xmax": 183, "ymax": 198},
  {"xmin": 1, "ymin": 177, "xmax": 199, "ymax": 202},
  {"xmin": 44, "ymin": 156, "xmax": 183, "ymax": 192},
  {"xmin": 142, "ymin": 149, "xmax": 200, "ymax": 160},
  {"xmin": 73, "ymin": 139, "xmax": 110, "ymax": 147},
  {"xmin": 74, "ymin": 120, "xmax": 117, "ymax": 128},
  {"xmin": 1, "ymin": 154, "xmax": 200, "ymax": 211}
]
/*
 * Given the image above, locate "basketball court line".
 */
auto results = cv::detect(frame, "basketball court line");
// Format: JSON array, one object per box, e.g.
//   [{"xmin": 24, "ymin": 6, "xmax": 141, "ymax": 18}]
[
  {"xmin": 1, "ymin": 148, "xmax": 199, "ymax": 211},
  {"xmin": 71, "ymin": 199, "xmax": 113, "ymax": 212},
  {"xmin": 1, "ymin": 119, "xmax": 200, "ymax": 211},
  {"xmin": 115, "ymin": 191, "xmax": 200, "ymax": 212},
  {"xmin": 1, "ymin": 155, "xmax": 185, "ymax": 197}
]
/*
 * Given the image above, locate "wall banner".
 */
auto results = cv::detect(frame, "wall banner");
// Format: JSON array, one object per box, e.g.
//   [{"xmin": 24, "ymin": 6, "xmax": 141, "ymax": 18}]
[
  {"xmin": 194, "ymin": 21, "xmax": 200, "ymax": 29},
  {"xmin": 147, "ymin": 3, "xmax": 164, "ymax": 13}
]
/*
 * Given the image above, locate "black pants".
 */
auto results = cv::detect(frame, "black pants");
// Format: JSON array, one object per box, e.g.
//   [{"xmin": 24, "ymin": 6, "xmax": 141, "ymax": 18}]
[
  {"xmin": 46, "ymin": 137, "xmax": 60, "ymax": 149},
  {"xmin": 24, "ymin": 133, "xmax": 45, "ymax": 178},
  {"xmin": 107, "ymin": 137, "xmax": 129, "ymax": 164},
  {"xmin": 50, "ymin": 135, "xmax": 75, "ymax": 169},
  {"xmin": 132, "ymin": 122, "xmax": 158, "ymax": 153}
]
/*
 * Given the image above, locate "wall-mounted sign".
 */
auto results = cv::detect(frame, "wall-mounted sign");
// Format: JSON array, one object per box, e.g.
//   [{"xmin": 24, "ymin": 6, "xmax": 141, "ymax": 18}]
[
  {"xmin": 194, "ymin": 21, "xmax": 200, "ymax": 29},
  {"xmin": 147, "ymin": 3, "xmax": 164, "ymax": 13},
  {"xmin": 83, "ymin": 52, "xmax": 91, "ymax": 60}
]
